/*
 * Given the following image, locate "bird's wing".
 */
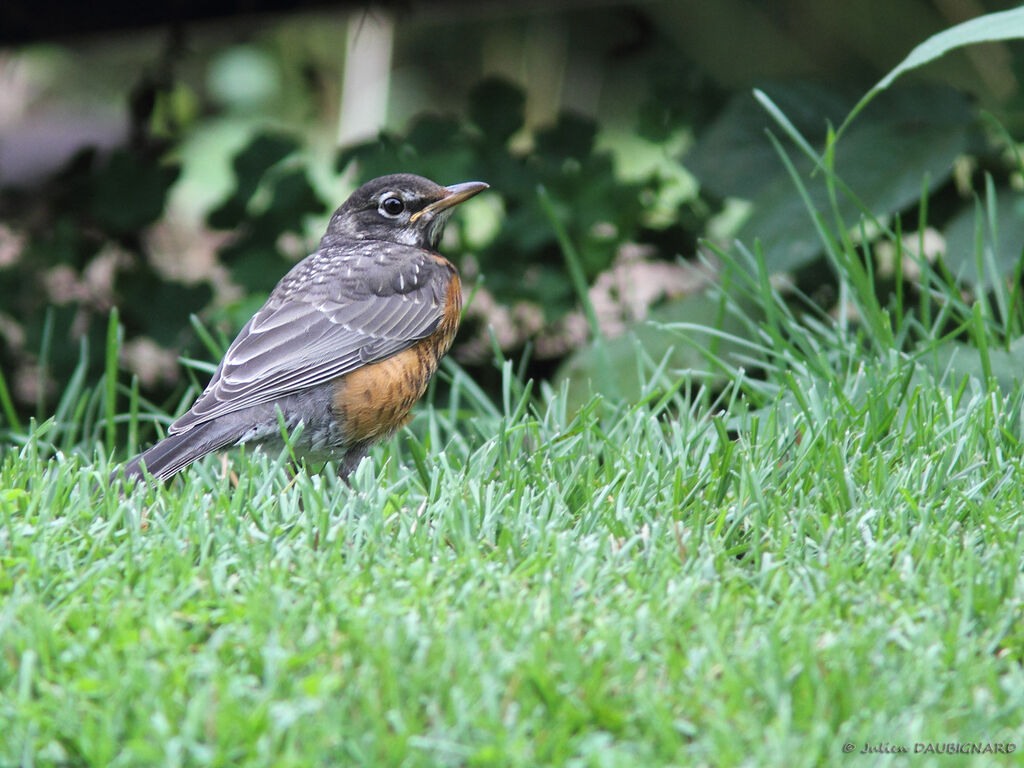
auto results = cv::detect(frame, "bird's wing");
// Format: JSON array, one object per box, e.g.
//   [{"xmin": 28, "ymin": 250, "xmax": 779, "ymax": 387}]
[{"xmin": 169, "ymin": 241, "xmax": 453, "ymax": 434}]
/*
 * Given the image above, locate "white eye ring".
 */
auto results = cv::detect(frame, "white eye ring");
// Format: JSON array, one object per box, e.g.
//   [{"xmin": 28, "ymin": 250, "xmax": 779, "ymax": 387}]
[{"xmin": 380, "ymin": 196, "xmax": 405, "ymax": 216}]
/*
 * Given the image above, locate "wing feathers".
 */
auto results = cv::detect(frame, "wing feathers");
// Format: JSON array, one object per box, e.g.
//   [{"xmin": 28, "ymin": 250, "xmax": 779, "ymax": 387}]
[{"xmin": 170, "ymin": 244, "xmax": 452, "ymax": 434}]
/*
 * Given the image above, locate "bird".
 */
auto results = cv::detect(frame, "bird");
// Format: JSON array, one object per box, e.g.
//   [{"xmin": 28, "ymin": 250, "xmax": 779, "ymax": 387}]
[{"xmin": 116, "ymin": 173, "xmax": 489, "ymax": 483}]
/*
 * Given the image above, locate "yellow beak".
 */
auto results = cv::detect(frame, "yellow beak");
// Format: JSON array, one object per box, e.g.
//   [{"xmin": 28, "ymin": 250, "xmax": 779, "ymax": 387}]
[{"xmin": 410, "ymin": 181, "xmax": 489, "ymax": 222}]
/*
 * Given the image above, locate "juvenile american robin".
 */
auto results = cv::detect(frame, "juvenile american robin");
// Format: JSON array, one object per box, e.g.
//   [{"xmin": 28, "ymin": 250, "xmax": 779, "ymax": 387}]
[{"xmin": 117, "ymin": 173, "xmax": 488, "ymax": 483}]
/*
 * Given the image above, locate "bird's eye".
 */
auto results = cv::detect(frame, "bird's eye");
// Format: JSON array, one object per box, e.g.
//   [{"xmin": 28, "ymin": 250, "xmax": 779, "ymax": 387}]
[{"xmin": 381, "ymin": 197, "xmax": 404, "ymax": 216}]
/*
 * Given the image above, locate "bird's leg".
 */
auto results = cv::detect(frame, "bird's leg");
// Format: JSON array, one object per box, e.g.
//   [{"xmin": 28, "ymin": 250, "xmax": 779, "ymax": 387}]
[
  {"xmin": 337, "ymin": 442, "xmax": 371, "ymax": 486},
  {"xmin": 219, "ymin": 453, "xmax": 240, "ymax": 488}
]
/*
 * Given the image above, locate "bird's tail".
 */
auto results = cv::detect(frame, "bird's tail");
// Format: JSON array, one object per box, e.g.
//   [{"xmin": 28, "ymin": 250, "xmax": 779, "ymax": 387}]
[{"xmin": 113, "ymin": 421, "xmax": 238, "ymax": 484}]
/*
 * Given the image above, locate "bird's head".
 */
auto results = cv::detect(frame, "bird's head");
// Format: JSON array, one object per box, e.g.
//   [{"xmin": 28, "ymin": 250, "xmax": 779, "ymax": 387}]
[{"xmin": 326, "ymin": 173, "xmax": 489, "ymax": 250}]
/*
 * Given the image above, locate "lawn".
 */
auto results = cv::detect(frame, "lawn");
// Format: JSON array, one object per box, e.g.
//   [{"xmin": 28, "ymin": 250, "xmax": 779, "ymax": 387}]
[{"xmin": 4, "ymin": 243, "xmax": 1024, "ymax": 766}]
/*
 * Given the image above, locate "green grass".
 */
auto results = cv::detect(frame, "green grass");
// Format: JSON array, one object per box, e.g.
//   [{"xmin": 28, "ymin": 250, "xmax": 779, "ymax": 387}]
[
  {"xmin": 4, "ymin": 281, "xmax": 1024, "ymax": 766},
  {"xmin": 6, "ymin": 101, "xmax": 1024, "ymax": 767}
]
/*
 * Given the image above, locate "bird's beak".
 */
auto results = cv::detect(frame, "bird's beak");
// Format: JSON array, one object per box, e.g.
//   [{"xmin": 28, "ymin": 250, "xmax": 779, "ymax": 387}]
[{"xmin": 411, "ymin": 181, "xmax": 489, "ymax": 222}]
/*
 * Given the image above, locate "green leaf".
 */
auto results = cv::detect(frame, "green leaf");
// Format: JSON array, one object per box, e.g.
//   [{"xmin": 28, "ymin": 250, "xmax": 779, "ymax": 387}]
[
  {"xmin": 926, "ymin": 336, "xmax": 1024, "ymax": 394},
  {"xmin": 468, "ymin": 77, "xmax": 525, "ymax": 145},
  {"xmin": 263, "ymin": 168, "xmax": 327, "ymax": 228},
  {"xmin": 89, "ymin": 151, "xmax": 180, "ymax": 234},
  {"xmin": 208, "ymin": 133, "xmax": 298, "ymax": 229},
  {"xmin": 839, "ymin": 7, "xmax": 1024, "ymax": 136},
  {"xmin": 555, "ymin": 291, "xmax": 756, "ymax": 410},
  {"xmin": 738, "ymin": 86, "xmax": 973, "ymax": 274},
  {"xmin": 534, "ymin": 112, "xmax": 597, "ymax": 161},
  {"xmin": 688, "ymin": 82, "xmax": 853, "ymax": 200},
  {"xmin": 116, "ymin": 267, "xmax": 214, "ymax": 347},
  {"xmin": 222, "ymin": 242, "xmax": 288, "ymax": 295},
  {"xmin": 942, "ymin": 189, "xmax": 1024, "ymax": 286}
]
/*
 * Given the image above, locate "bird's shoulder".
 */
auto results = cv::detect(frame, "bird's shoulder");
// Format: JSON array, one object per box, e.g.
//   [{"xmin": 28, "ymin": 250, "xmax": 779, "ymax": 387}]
[{"xmin": 272, "ymin": 238, "xmax": 455, "ymax": 306}]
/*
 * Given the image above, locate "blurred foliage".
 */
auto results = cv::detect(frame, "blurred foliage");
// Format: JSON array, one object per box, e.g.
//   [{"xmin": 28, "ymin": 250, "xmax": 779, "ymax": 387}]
[
  {"xmin": 207, "ymin": 133, "xmax": 326, "ymax": 295},
  {"xmin": 337, "ymin": 77, "xmax": 666, "ymax": 315},
  {"xmin": 556, "ymin": 290, "xmax": 759, "ymax": 413},
  {"xmin": 3, "ymin": 3, "xmax": 1024, "ymax": 430},
  {"xmin": 943, "ymin": 189, "xmax": 1024, "ymax": 284},
  {"xmin": 689, "ymin": 82, "xmax": 984, "ymax": 274},
  {"xmin": 0, "ymin": 143, "xmax": 211, "ymax": 412}
]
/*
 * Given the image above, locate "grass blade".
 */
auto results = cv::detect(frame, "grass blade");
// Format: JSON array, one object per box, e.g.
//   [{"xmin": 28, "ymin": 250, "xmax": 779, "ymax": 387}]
[{"xmin": 105, "ymin": 307, "xmax": 120, "ymax": 457}]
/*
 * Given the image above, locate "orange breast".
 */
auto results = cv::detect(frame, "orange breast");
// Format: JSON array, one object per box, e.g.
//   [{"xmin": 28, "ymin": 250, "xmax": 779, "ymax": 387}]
[{"xmin": 332, "ymin": 267, "xmax": 462, "ymax": 442}]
